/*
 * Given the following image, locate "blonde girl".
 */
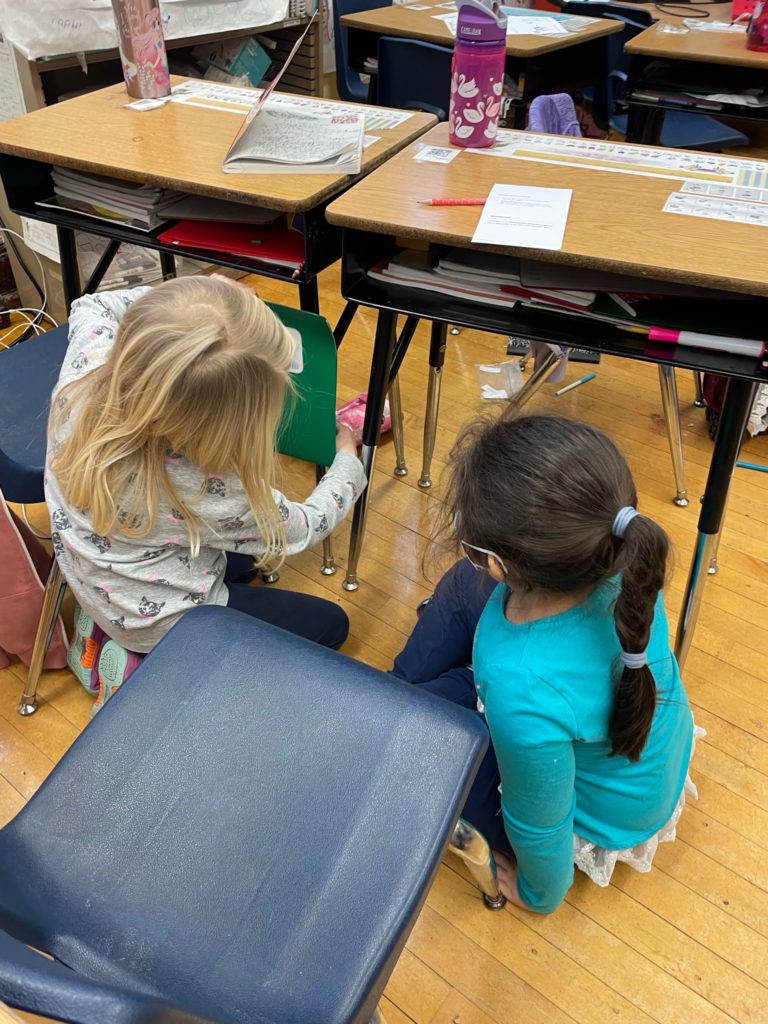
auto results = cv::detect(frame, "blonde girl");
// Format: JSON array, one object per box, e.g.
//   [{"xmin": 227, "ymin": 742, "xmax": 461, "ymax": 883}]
[{"xmin": 46, "ymin": 276, "xmax": 363, "ymax": 684}]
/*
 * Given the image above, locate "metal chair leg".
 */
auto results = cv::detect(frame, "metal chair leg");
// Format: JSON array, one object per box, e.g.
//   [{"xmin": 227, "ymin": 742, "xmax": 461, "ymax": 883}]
[
  {"xmin": 19, "ymin": 558, "xmax": 68, "ymax": 717},
  {"xmin": 316, "ymin": 465, "xmax": 337, "ymax": 576},
  {"xmin": 658, "ymin": 365, "xmax": 689, "ymax": 507},
  {"xmin": 448, "ymin": 819, "xmax": 506, "ymax": 910},
  {"xmin": 388, "ymin": 375, "xmax": 408, "ymax": 478},
  {"xmin": 693, "ymin": 370, "xmax": 706, "ymax": 408},
  {"xmin": 500, "ymin": 348, "xmax": 560, "ymax": 419},
  {"xmin": 418, "ymin": 322, "xmax": 448, "ymax": 490}
]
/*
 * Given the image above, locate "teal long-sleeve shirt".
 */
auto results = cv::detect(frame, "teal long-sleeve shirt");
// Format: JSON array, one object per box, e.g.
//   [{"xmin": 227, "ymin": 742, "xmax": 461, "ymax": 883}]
[{"xmin": 473, "ymin": 578, "xmax": 693, "ymax": 915}]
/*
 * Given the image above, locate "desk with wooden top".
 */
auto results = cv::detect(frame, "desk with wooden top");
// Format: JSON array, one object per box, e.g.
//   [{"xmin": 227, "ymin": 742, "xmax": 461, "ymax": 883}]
[
  {"xmin": 625, "ymin": 23, "xmax": 768, "ymax": 142},
  {"xmin": 326, "ymin": 121, "xmax": 768, "ymax": 663},
  {"xmin": 0, "ymin": 78, "xmax": 435, "ymax": 315},
  {"xmin": 341, "ymin": 2, "xmax": 622, "ymax": 126}
]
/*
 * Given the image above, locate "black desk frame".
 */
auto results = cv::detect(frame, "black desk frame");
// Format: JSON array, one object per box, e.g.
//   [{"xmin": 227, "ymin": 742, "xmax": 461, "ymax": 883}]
[{"xmin": 337, "ymin": 227, "xmax": 767, "ymax": 667}]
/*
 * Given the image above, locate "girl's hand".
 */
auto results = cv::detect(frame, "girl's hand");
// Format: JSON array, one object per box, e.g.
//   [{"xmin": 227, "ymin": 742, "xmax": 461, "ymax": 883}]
[
  {"xmin": 335, "ymin": 423, "xmax": 359, "ymax": 456},
  {"xmin": 494, "ymin": 850, "xmax": 531, "ymax": 910}
]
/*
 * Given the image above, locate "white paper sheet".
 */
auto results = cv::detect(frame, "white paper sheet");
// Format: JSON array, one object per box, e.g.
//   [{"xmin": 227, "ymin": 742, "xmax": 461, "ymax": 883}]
[
  {"xmin": 0, "ymin": 32, "xmax": 25, "ymax": 123},
  {"xmin": 20, "ymin": 217, "xmax": 60, "ymax": 263},
  {"xmin": 472, "ymin": 183, "xmax": 572, "ymax": 250},
  {"xmin": 505, "ymin": 15, "xmax": 568, "ymax": 35},
  {"xmin": 432, "ymin": 11, "xmax": 457, "ymax": 33}
]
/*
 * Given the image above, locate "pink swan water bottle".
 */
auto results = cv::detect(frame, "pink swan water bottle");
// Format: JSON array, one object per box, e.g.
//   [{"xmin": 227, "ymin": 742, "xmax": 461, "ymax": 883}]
[
  {"xmin": 111, "ymin": 0, "xmax": 171, "ymax": 99},
  {"xmin": 448, "ymin": 0, "xmax": 507, "ymax": 148}
]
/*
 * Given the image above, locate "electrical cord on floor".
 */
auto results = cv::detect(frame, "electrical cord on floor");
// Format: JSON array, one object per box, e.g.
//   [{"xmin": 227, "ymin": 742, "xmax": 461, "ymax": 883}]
[{"xmin": 0, "ymin": 216, "xmax": 49, "ymax": 345}]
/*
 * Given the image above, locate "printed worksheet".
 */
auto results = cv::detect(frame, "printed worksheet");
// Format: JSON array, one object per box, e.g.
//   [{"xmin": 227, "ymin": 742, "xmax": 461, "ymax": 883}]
[
  {"xmin": 472, "ymin": 183, "xmax": 572, "ymax": 250},
  {"xmin": 664, "ymin": 191, "xmax": 768, "ymax": 227}
]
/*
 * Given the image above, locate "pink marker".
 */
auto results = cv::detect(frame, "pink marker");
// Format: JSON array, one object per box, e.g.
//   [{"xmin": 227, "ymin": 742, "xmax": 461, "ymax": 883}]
[{"xmin": 649, "ymin": 327, "xmax": 766, "ymax": 359}]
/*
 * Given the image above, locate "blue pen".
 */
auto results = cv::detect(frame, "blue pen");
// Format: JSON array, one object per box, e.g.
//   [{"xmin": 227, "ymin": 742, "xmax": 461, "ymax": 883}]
[
  {"xmin": 736, "ymin": 460, "xmax": 768, "ymax": 474},
  {"xmin": 555, "ymin": 371, "xmax": 597, "ymax": 397}
]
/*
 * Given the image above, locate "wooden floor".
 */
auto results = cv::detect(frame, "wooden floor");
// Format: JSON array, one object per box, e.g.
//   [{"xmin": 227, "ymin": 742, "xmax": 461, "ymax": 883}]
[{"xmin": 3, "ymin": 263, "xmax": 768, "ymax": 1024}]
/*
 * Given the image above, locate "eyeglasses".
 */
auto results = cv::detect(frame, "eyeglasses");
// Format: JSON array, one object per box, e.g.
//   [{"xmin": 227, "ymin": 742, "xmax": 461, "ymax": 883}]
[
  {"xmin": 459, "ymin": 539, "xmax": 509, "ymax": 576},
  {"xmin": 454, "ymin": 511, "xmax": 509, "ymax": 575}
]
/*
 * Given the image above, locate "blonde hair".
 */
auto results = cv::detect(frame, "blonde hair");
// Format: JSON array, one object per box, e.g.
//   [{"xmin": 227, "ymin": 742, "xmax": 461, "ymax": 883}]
[{"xmin": 50, "ymin": 276, "xmax": 295, "ymax": 567}]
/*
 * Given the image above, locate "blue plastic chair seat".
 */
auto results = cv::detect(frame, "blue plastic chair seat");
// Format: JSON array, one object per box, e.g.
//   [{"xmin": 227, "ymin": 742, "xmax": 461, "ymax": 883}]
[
  {"xmin": 0, "ymin": 607, "xmax": 488, "ymax": 1024},
  {"xmin": 0, "ymin": 324, "xmax": 69, "ymax": 504},
  {"xmin": 611, "ymin": 111, "xmax": 749, "ymax": 152}
]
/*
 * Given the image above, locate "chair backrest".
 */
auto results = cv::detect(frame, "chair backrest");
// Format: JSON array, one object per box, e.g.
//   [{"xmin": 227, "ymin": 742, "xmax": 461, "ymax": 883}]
[
  {"xmin": 561, "ymin": 2, "xmax": 652, "ymax": 130},
  {"xmin": 269, "ymin": 302, "xmax": 338, "ymax": 467},
  {"xmin": 0, "ymin": 324, "xmax": 69, "ymax": 504},
  {"xmin": 332, "ymin": 0, "xmax": 391, "ymax": 102},
  {"xmin": 0, "ymin": 607, "xmax": 488, "ymax": 1024},
  {"xmin": 376, "ymin": 36, "xmax": 454, "ymax": 120}
]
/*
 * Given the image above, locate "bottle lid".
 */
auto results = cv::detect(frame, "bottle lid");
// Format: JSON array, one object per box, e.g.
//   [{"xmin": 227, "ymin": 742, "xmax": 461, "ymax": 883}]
[{"xmin": 457, "ymin": 0, "xmax": 507, "ymax": 43}]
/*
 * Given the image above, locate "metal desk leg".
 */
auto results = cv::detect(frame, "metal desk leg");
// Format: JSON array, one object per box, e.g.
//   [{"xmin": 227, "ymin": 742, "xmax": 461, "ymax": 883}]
[
  {"xmin": 693, "ymin": 371, "xmax": 706, "ymax": 408},
  {"xmin": 418, "ymin": 322, "xmax": 448, "ymax": 490},
  {"xmin": 298, "ymin": 279, "xmax": 320, "ymax": 315},
  {"xmin": 658, "ymin": 365, "xmax": 689, "ymax": 507},
  {"xmin": 333, "ymin": 300, "xmax": 359, "ymax": 345},
  {"xmin": 57, "ymin": 226, "xmax": 80, "ymax": 308},
  {"xmin": 316, "ymin": 464, "xmax": 336, "ymax": 576},
  {"xmin": 675, "ymin": 378, "xmax": 757, "ymax": 668},
  {"xmin": 389, "ymin": 375, "xmax": 408, "ymax": 478},
  {"xmin": 160, "ymin": 251, "xmax": 176, "ymax": 279},
  {"xmin": 343, "ymin": 309, "xmax": 398, "ymax": 592}
]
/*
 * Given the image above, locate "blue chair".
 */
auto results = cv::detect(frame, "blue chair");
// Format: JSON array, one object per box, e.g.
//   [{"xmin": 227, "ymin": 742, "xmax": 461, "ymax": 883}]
[
  {"xmin": 0, "ymin": 324, "xmax": 70, "ymax": 716},
  {"xmin": 562, "ymin": 2, "xmax": 749, "ymax": 151},
  {"xmin": 333, "ymin": 0, "xmax": 391, "ymax": 102},
  {"xmin": 377, "ymin": 37, "xmax": 453, "ymax": 120},
  {"xmin": 0, "ymin": 606, "xmax": 491, "ymax": 1024}
]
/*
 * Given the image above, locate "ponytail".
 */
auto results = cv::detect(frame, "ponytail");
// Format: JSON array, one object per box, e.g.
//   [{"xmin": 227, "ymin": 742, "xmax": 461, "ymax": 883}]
[{"xmin": 610, "ymin": 512, "xmax": 669, "ymax": 762}]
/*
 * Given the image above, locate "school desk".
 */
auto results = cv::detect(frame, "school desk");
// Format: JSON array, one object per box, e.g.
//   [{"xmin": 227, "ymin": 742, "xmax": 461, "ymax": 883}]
[
  {"xmin": 624, "ymin": 23, "xmax": 768, "ymax": 143},
  {"xmin": 340, "ymin": 1, "xmax": 622, "ymax": 126},
  {"xmin": 0, "ymin": 78, "xmax": 434, "ymax": 317},
  {"xmin": 325, "ymin": 122, "xmax": 768, "ymax": 666}
]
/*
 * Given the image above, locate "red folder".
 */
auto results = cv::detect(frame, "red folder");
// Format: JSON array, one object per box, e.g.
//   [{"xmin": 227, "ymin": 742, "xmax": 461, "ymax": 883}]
[{"xmin": 157, "ymin": 220, "xmax": 305, "ymax": 271}]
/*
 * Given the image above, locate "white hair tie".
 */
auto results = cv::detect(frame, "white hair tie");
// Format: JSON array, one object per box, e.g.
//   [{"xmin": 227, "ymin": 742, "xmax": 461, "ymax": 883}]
[
  {"xmin": 620, "ymin": 649, "xmax": 648, "ymax": 670},
  {"xmin": 612, "ymin": 506, "xmax": 638, "ymax": 539}
]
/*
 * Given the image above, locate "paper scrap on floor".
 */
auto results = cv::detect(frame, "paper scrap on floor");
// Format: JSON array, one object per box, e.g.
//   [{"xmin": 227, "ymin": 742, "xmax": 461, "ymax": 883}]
[{"xmin": 472, "ymin": 183, "xmax": 572, "ymax": 250}]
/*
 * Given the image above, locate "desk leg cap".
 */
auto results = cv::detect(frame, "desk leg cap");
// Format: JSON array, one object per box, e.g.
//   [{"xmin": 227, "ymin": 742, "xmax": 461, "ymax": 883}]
[
  {"xmin": 673, "ymin": 494, "xmax": 689, "ymax": 507},
  {"xmin": 18, "ymin": 700, "xmax": 38, "ymax": 716},
  {"xmin": 343, "ymin": 576, "xmax": 360, "ymax": 592}
]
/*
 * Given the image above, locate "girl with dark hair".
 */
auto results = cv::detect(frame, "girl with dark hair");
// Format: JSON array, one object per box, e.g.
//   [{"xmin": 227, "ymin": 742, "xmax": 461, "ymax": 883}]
[{"xmin": 393, "ymin": 414, "xmax": 698, "ymax": 914}]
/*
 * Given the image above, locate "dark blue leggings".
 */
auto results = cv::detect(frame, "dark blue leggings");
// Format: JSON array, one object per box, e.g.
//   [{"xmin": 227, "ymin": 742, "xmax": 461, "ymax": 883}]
[
  {"xmin": 393, "ymin": 560, "xmax": 511, "ymax": 851},
  {"xmin": 224, "ymin": 553, "xmax": 349, "ymax": 650}
]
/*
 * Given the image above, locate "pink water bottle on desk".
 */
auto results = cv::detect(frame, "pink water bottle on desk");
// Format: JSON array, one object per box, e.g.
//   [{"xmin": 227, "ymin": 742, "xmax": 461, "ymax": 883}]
[
  {"xmin": 746, "ymin": 0, "xmax": 768, "ymax": 51},
  {"xmin": 111, "ymin": 0, "xmax": 171, "ymax": 99},
  {"xmin": 449, "ymin": 0, "xmax": 507, "ymax": 148}
]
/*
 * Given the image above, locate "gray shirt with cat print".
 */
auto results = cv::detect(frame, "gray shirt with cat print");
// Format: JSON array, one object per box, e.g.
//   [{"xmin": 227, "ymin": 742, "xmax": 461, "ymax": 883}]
[{"xmin": 45, "ymin": 287, "xmax": 366, "ymax": 653}]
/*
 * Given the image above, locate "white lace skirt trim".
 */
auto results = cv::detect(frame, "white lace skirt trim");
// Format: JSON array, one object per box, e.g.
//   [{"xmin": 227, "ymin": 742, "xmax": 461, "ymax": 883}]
[
  {"xmin": 748, "ymin": 384, "xmax": 768, "ymax": 438},
  {"xmin": 572, "ymin": 725, "xmax": 705, "ymax": 888}
]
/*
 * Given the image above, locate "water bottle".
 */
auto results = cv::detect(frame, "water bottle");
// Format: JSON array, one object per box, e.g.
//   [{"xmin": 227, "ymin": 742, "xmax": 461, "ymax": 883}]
[
  {"xmin": 746, "ymin": 0, "xmax": 768, "ymax": 51},
  {"xmin": 111, "ymin": 0, "xmax": 172, "ymax": 99},
  {"xmin": 449, "ymin": 0, "xmax": 507, "ymax": 149}
]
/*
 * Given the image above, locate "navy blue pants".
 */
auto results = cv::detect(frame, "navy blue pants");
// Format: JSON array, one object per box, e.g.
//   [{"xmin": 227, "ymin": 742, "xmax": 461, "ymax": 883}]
[
  {"xmin": 393, "ymin": 560, "xmax": 511, "ymax": 851},
  {"xmin": 224, "ymin": 553, "xmax": 349, "ymax": 650}
]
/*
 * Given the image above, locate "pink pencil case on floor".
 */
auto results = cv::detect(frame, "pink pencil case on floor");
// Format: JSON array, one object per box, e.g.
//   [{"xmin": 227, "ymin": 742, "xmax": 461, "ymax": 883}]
[{"xmin": 336, "ymin": 393, "xmax": 392, "ymax": 446}]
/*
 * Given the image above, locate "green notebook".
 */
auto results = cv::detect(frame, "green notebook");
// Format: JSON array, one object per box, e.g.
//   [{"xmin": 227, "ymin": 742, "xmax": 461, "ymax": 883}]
[{"xmin": 270, "ymin": 302, "xmax": 338, "ymax": 468}]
